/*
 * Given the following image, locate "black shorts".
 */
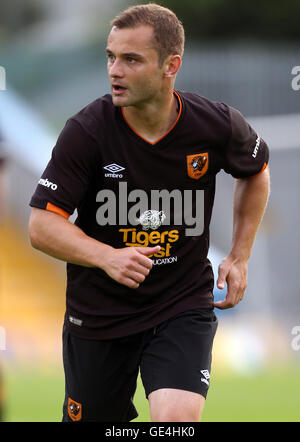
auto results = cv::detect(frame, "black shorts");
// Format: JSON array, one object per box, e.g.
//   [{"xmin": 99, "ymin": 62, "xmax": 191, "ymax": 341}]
[{"xmin": 62, "ymin": 308, "xmax": 218, "ymax": 422}]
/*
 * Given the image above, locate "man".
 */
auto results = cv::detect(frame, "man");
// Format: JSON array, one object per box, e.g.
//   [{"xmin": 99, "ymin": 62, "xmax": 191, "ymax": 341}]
[{"xmin": 29, "ymin": 3, "xmax": 270, "ymax": 422}]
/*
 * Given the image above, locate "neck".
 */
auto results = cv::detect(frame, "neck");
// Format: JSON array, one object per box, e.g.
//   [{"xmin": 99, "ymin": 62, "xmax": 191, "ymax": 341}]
[{"xmin": 122, "ymin": 90, "xmax": 179, "ymax": 144}]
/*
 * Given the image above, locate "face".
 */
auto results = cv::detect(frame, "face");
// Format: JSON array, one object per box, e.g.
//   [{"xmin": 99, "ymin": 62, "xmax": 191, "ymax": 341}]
[{"xmin": 106, "ymin": 25, "xmax": 166, "ymax": 108}]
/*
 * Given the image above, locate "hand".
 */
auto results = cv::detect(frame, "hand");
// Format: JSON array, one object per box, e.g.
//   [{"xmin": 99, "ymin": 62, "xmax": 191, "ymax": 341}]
[
  {"xmin": 213, "ymin": 256, "xmax": 248, "ymax": 310},
  {"xmin": 102, "ymin": 245, "xmax": 160, "ymax": 289}
]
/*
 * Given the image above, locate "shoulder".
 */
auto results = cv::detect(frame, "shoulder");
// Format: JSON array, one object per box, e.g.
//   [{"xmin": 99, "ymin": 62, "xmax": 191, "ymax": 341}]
[
  {"xmin": 177, "ymin": 91, "xmax": 232, "ymax": 140},
  {"xmin": 53, "ymin": 96, "xmax": 114, "ymax": 159},
  {"xmin": 68, "ymin": 94, "xmax": 115, "ymax": 142},
  {"xmin": 178, "ymin": 91, "xmax": 230, "ymax": 121}
]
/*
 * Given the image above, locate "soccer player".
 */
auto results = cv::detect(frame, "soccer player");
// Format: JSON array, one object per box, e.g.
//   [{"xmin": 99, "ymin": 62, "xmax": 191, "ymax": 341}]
[{"xmin": 28, "ymin": 3, "xmax": 270, "ymax": 422}]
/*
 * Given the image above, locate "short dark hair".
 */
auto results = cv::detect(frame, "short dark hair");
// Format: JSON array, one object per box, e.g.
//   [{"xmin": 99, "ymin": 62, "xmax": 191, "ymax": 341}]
[{"xmin": 111, "ymin": 3, "xmax": 185, "ymax": 66}]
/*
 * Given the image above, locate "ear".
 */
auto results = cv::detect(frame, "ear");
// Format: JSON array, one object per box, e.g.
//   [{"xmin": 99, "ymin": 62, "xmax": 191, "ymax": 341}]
[{"xmin": 163, "ymin": 55, "xmax": 182, "ymax": 78}]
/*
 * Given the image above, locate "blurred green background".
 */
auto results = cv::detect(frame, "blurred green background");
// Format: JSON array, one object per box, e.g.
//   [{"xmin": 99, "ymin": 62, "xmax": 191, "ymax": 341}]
[
  {"xmin": 1, "ymin": 0, "xmax": 300, "ymax": 422},
  {"xmin": 4, "ymin": 366, "xmax": 300, "ymax": 422}
]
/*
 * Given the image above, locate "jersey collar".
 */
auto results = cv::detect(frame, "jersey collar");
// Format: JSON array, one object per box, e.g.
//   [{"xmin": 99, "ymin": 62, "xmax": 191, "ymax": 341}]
[{"xmin": 120, "ymin": 90, "xmax": 183, "ymax": 147}]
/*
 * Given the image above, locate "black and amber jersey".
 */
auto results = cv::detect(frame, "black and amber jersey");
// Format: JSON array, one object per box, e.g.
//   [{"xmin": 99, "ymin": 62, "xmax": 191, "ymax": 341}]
[{"xmin": 30, "ymin": 91, "xmax": 269, "ymax": 339}]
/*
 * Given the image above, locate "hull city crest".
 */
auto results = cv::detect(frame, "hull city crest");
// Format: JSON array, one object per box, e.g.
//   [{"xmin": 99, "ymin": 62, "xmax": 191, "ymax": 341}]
[{"xmin": 187, "ymin": 153, "xmax": 209, "ymax": 180}]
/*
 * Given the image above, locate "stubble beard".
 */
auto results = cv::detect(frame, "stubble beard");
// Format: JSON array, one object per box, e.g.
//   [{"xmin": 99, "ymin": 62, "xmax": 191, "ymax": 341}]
[{"xmin": 112, "ymin": 75, "xmax": 161, "ymax": 109}]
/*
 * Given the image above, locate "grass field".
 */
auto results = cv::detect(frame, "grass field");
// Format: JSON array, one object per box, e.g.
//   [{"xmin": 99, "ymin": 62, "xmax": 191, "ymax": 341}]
[
  {"xmin": 2, "ymin": 364, "xmax": 300, "ymax": 422},
  {"xmin": 1, "ymin": 222, "xmax": 299, "ymax": 422}
]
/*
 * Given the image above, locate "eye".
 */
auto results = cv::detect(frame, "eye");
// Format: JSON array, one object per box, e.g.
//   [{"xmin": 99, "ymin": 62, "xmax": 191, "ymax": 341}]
[
  {"xmin": 107, "ymin": 53, "xmax": 115, "ymax": 63},
  {"xmin": 127, "ymin": 57, "xmax": 136, "ymax": 64}
]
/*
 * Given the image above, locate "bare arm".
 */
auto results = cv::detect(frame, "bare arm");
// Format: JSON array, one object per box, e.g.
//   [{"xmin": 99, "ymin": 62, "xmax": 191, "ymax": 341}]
[
  {"xmin": 29, "ymin": 208, "xmax": 159, "ymax": 289},
  {"xmin": 214, "ymin": 166, "xmax": 270, "ymax": 309}
]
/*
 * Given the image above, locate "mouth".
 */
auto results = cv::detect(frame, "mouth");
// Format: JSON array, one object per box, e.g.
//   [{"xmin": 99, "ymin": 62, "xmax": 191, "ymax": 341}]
[{"xmin": 112, "ymin": 84, "xmax": 128, "ymax": 95}]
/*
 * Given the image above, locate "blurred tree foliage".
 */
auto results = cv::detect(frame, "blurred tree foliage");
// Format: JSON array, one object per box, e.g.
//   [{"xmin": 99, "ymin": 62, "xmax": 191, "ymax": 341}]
[
  {"xmin": 0, "ymin": 0, "xmax": 44, "ymax": 42},
  {"xmin": 1, "ymin": 0, "xmax": 299, "ymax": 44},
  {"xmin": 129, "ymin": 0, "xmax": 300, "ymax": 42}
]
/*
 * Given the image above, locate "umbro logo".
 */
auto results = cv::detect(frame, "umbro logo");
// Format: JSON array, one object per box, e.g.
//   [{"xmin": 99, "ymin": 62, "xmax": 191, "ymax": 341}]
[
  {"xmin": 104, "ymin": 163, "xmax": 125, "ymax": 178},
  {"xmin": 38, "ymin": 177, "xmax": 58, "ymax": 191},
  {"xmin": 252, "ymin": 136, "xmax": 261, "ymax": 158},
  {"xmin": 200, "ymin": 369, "xmax": 210, "ymax": 386},
  {"xmin": 104, "ymin": 163, "xmax": 125, "ymax": 173}
]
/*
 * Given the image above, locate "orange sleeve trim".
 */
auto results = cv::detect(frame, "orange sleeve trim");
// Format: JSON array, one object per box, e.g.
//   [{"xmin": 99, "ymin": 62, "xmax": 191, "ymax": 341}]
[
  {"xmin": 121, "ymin": 90, "xmax": 182, "ymax": 146},
  {"xmin": 46, "ymin": 202, "xmax": 70, "ymax": 219},
  {"xmin": 253, "ymin": 162, "xmax": 268, "ymax": 177},
  {"xmin": 235, "ymin": 162, "xmax": 268, "ymax": 179}
]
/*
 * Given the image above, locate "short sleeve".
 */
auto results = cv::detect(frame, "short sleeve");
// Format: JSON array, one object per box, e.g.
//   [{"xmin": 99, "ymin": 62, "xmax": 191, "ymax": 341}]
[
  {"xmin": 223, "ymin": 106, "xmax": 269, "ymax": 178},
  {"xmin": 29, "ymin": 118, "xmax": 99, "ymax": 216}
]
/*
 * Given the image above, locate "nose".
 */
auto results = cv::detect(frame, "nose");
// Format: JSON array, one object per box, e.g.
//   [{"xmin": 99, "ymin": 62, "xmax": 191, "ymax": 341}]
[{"xmin": 108, "ymin": 58, "xmax": 124, "ymax": 79}]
